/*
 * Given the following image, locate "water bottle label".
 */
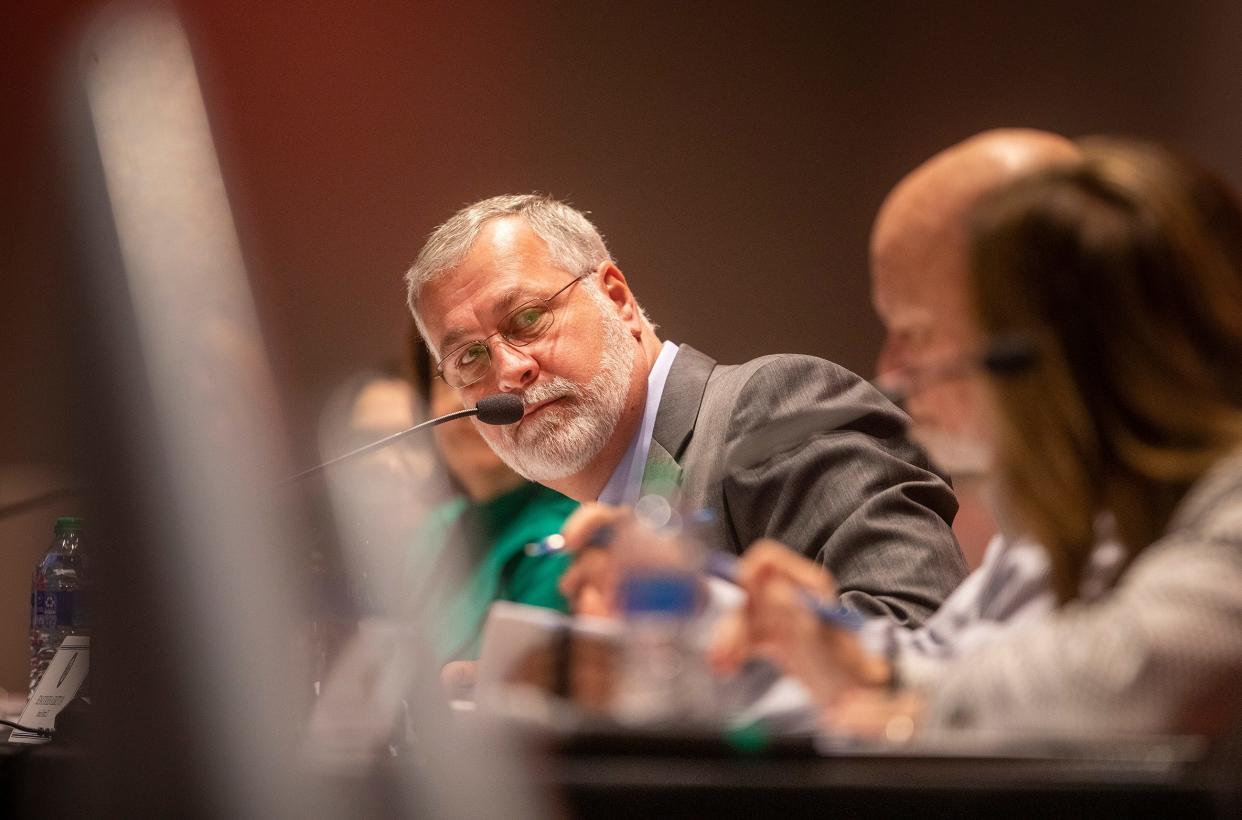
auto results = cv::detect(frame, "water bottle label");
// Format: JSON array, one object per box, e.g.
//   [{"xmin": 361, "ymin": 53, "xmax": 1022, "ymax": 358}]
[
  {"xmin": 34, "ymin": 590, "xmax": 82, "ymax": 630},
  {"xmin": 618, "ymin": 572, "xmax": 699, "ymax": 616}
]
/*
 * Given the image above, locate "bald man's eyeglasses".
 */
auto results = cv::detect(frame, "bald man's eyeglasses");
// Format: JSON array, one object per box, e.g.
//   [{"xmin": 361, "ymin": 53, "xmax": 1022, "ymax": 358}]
[
  {"xmin": 435, "ymin": 273, "xmax": 588, "ymax": 389},
  {"xmin": 876, "ymin": 333, "xmax": 1039, "ymax": 408}
]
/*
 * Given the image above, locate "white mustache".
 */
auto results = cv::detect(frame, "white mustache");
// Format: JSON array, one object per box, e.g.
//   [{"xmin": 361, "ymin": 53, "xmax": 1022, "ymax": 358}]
[{"xmin": 513, "ymin": 377, "xmax": 579, "ymax": 408}]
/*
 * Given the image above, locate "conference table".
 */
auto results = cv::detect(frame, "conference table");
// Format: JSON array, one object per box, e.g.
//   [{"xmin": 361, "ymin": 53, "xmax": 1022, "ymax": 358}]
[
  {"xmin": 3, "ymin": 721, "xmax": 1237, "ymax": 818},
  {"xmin": 541, "ymin": 727, "xmax": 1235, "ymax": 818},
  {"xmin": 299, "ymin": 718, "xmax": 1237, "ymax": 817}
]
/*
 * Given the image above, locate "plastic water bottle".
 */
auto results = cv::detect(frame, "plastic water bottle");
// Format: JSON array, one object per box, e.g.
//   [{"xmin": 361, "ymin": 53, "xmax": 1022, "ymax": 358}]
[
  {"xmin": 610, "ymin": 497, "xmax": 716, "ymax": 727},
  {"xmin": 29, "ymin": 517, "xmax": 90, "ymax": 697},
  {"xmin": 612, "ymin": 570, "xmax": 703, "ymax": 726}
]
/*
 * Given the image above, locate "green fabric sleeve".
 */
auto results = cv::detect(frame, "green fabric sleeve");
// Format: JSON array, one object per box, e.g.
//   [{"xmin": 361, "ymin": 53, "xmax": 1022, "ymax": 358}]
[{"xmin": 408, "ymin": 483, "xmax": 577, "ymax": 663}]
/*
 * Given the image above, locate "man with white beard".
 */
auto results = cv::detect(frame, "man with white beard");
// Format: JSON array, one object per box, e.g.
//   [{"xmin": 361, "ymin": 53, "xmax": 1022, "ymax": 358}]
[{"xmin": 406, "ymin": 194, "xmax": 966, "ymax": 625}]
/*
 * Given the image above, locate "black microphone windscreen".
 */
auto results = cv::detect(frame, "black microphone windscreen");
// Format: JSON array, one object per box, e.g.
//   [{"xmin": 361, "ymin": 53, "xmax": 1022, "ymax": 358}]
[
  {"xmin": 475, "ymin": 394, "xmax": 524, "ymax": 425},
  {"xmin": 982, "ymin": 333, "xmax": 1039, "ymax": 375}
]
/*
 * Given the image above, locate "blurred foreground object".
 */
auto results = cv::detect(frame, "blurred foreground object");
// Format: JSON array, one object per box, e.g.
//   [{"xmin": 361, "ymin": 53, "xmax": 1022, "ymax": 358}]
[
  {"xmin": 62, "ymin": 4, "xmax": 548, "ymax": 817},
  {"xmin": 71, "ymin": 3, "xmax": 314, "ymax": 814}
]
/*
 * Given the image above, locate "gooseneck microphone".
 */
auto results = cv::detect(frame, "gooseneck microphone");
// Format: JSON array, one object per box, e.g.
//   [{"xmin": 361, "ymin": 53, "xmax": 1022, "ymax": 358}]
[
  {"xmin": 282, "ymin": 393, "xmax": 523, "ymax": 484},
  {"xmin": 979, "ymin": 333, "xmax": 1039, "ymax": 375},
  {"xmin": 474, "ymin": 393, "xmax": 526, "ymax": 425}
]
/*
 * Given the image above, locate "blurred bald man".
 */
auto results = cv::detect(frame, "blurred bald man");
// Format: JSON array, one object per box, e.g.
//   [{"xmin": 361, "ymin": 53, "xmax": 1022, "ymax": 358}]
[
  {"xmin": 872, "ymin": 129, "xmax": 1081, "ymax": 565},
  {"xmin": 705, "ymin": 131, "xmax": 1099, "ymax": 723},
  {"xmin": 854, "ymin": 130, "xmax": 1089, "ymax": 678}
]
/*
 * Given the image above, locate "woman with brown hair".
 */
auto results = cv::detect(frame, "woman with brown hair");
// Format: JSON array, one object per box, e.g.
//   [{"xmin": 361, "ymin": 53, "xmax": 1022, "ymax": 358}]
[{"xmin": 716, "ymin": 139, "xmax": 1242, "ymax": 736}]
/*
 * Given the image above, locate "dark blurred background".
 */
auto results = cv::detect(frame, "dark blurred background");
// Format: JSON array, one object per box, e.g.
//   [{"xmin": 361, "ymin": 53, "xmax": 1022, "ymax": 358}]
[{"xmin": 3, "ymin": 0, "xmax": 1242, "ymax": 691}]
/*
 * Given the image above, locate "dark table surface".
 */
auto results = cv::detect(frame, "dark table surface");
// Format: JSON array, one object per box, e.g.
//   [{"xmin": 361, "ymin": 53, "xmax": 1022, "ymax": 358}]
[
  {"xmin": 4, "ymin": 723, "xmax": 1239, "ymax": 819},
  {"xmin": 540, "ymin": 726, "xmax": 1240, "ymax": 819}
]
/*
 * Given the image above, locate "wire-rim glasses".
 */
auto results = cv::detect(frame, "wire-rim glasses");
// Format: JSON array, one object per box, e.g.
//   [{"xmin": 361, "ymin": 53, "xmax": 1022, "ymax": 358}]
[{"xmin": 435, "ymin": 272, "xmax": 589, "ymax": 389}]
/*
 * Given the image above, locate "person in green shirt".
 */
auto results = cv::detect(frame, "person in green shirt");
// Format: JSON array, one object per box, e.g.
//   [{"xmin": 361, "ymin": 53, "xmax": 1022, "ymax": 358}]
[{"xmin": 404, "ymin": 330, "xmax": 578, "ymax": 663}]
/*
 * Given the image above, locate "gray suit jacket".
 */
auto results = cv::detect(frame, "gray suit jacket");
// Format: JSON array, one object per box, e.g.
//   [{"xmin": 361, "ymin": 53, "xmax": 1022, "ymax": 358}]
[{"xmin": 644, "ymin": 345, "xmax": 966, "ymax": 626}]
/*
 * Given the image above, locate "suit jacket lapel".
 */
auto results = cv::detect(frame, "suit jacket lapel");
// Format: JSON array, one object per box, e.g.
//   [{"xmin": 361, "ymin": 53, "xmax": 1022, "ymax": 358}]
[{"xmin": 650, "ymin": 343, "xmax": 716, "ymax": 462}]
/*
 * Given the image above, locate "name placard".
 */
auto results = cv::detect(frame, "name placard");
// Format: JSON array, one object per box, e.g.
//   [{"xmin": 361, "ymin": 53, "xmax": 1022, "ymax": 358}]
[{"xmin": 8, "ymin": 635, "xmax": 90, "ymax": 744}]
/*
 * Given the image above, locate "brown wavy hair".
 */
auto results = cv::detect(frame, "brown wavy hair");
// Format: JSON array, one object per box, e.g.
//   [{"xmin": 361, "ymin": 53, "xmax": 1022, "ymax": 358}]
[{"xmin": 968, "ymin": 139, "xmax": 1242, "ymax": 602}]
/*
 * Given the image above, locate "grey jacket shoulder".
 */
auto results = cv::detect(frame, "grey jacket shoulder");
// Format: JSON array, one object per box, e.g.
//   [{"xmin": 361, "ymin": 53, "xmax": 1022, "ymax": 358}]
[
  {"xmin": 708, "ymin": 353, "xmax": 931, "ymax": 468},
  {"xmin": 656, "ymin": 345, "xmax": 966, "ymax": 626}
]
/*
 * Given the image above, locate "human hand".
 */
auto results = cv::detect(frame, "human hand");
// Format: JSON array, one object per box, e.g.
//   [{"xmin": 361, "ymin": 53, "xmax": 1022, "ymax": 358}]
[
  {"xmin": 823, "ymin": 688, "xmax": 926, "ymax": 744},
  {"xmin": 440, "ymin": 660, "xmax": 477, "ymax": 702},
  {"xmin": 556, "ymin": 503, "xmax": 631, "ymax": 617},
  {"xmin": 708, "ymin": 540, "xmax": 890, "ymax": 707},
  {"xmin": 556, "ymin": 501, "xmax": 701, "ymax": 618},
  {"xmin": 500, "ymin": 628, "xmax": 621, "ymax": 712}
]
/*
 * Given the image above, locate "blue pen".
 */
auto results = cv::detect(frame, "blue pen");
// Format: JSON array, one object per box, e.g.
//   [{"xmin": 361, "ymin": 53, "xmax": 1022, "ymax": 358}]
[
  {"xmin": 526, "ymin": 528, "xmax": 864, "ymax": 632},
  {"xmin": 525, "ymin": 505, "xmax": 715, "ymax": 557},
  {"xmin": 704, "ymin": 552, "xmax": 865, "ymax": 632},
  {"xmin": 524, "ymin": 525, "xmax": 615, "ymax": 557}
]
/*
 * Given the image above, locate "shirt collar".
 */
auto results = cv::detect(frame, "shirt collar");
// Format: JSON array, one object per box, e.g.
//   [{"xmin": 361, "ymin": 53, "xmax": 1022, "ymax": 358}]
[{"xmin": 597, "ymin": 340, "xmax": 680, "ymax": 506}]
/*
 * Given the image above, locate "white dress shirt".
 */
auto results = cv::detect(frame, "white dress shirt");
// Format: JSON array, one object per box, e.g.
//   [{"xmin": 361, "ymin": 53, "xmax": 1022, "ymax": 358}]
[{"xmin": 597, "ymin": 340, "xmax": 680, "ymax": 506}]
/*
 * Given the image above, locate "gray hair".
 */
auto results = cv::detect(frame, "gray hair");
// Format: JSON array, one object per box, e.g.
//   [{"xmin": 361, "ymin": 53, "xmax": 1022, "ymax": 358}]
[
  {"xmin": 406, "ymin": 193, "xmax": 611, "ymax": 314},
  {"xmin": 405, "ymin": 194, "xmax": 656, "ymax": 355}
]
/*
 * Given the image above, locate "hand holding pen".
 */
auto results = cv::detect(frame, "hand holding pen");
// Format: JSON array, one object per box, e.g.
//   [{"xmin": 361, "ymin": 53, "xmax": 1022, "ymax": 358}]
[
  {"xmin": 534, "ymin": 503, "xmax": 888, "ymax": 712},
  {"xmin": 547, "ymin": 499, "xmax": 717, "ymax": 618},
  {"xmin": 707, "ymin": 540, "xmax": 891, "ymax": 699},
  {"xmin": 530, "ymin": 505, "xmax": 863, "ymax": 632},
  {"xmin": 703, "ymin": 551, "xmax": 864, "ymax": 632},
  {"xmin": 551, "ymin": 503, "xmax": 638, "ymax": 618}
]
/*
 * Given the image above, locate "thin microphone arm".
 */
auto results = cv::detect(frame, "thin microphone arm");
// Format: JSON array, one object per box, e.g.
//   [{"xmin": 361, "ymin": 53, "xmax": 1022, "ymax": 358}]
[
  {"xmin": 0, "ymin": 486, "xmax": 88, "ymax": 523},
  {"xmin": 282, "ymin": 407, "xmax": 478, "ymax": 485},
  {"xmin": 0, "ymin": 395, "xmax": 519, "ymax": 519},
  {"xmin": 282, "ymin": 393, "xmax": 525, "ymax": 485}
]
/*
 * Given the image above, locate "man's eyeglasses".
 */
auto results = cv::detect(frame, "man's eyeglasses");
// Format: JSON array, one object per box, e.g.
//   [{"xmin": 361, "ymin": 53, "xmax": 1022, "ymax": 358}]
[
  {"xmin": 876, "ymin": 333, "xmax": 1038, "ymax": 408},
  {"xmin": 435, "ymin": 273, "xmax": 589, "ymax": 389}
]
